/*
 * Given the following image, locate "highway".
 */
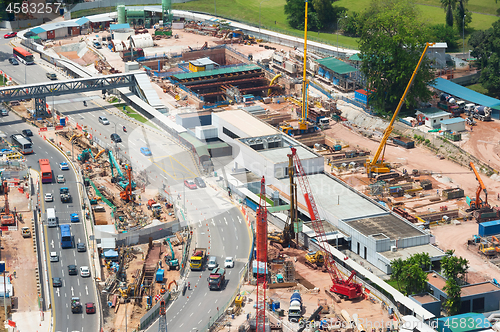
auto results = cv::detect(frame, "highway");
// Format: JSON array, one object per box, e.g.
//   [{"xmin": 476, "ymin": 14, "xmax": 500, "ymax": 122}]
[{"xmin": 0, "ymin": 37, "xmax": 253, "ymax": 332}]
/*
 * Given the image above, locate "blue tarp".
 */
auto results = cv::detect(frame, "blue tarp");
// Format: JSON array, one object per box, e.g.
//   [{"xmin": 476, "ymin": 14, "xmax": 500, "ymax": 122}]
[
  {"xmin": 431, "ymin": 77, "xmax": 500, "ymax": 110},
  {"xmin": 75, "ymin": 17, "xmax": 90, "ymax": 26},
  {"xmin": 110, "ymin": 23, "xmax": 131, "ymax": 31},
  {"xmin": 30, "ymin": 27, "xmax": 46, "ymax": 34},
  {"xmin": 104, "ymin": 249, "xmax": 118, "ymax": 258}
]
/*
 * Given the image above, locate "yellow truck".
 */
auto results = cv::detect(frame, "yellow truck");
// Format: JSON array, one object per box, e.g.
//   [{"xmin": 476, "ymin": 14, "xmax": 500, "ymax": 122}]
[{"xmin": 190, "ymin": 248, "xmax": 207, "ymax": 271}]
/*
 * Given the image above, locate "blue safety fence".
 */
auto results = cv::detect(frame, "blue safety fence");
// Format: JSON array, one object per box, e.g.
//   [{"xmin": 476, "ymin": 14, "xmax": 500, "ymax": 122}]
[{"xmin": 309, "ymin": 81, "xmax": 333, "ymax": 99}]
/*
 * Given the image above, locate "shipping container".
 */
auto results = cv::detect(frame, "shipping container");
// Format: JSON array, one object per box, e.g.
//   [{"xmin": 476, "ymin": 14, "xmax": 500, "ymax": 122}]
[
  {"xmin": 392, "ymin": 136, "xmax": 415, "ymax": 149},
  {"xmin": 479, "ymin": 220, "xmax": 500, "ymax": 237},
  {"xmin": 442, "ymin": 188, "xmax": 464, "ymax": 199}
]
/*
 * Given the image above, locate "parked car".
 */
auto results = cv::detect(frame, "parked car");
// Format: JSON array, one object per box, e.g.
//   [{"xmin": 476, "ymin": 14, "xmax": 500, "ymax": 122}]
[
  {"xmin": 194, "ymin": 177, "xmax": 206, "ymax": 188},
  {"xmin": 68, "ymin": 265, "xmax": 77, "ymax": 275},
  {"xmin": 57, "ymin": 175, "xmax": 65, "ymax": 183},
  {"xmin": 207, "ymin": 256, "xmax": 218, "ymax": 270},
  {"xmin": 98, "ymin": 116, "xmax": 109, "ymax": 125},
  {"xmin": 8, "ymin": 58, "xmax": 18, "ymax": 65},
  {"xmin": 140, "ymin": 147, "xmax": 152, "ymax": 156},
  {"xmin": 22, "ymin": 129, "xmax": 33, "ymax": 137},
  {"xmin": 60, "ymin": 162, "xmax": 69, "ymax": 170},
  {"xmin": 224, "ymin": 257, "xmax": 234, "ymax": 268},
  {"xmin": 86, "ymin": 302, "xmax": 96, "ymax": 314},
  {"xmin": 77, "ymin": 243, "xmax": 86, "ymax": 252},
  {"xmin": 44, "ymin": 193, "xmax": 53, "ymax": 202},
  {"xmin": 52, "ymin": 277, "xmax": 62, "ymax": 287},
  {"xmin": 80, "ymin": 266, "xmax": 90, "ymax": 277},
  {"xmin": 46, "ymin": 73, "xmax": 57, "ymax": 80},
  {"xmin": 110, "ymin": 133, "xmax": 122, "ymax": 142},
  {"xmin": 50, "ymin": 252, "xmax": 59, "ymax": 262},
  {"xmin": 4, "ymin": 32, "xmax": 17, "ymax": 38},
  {"xmin": 70, "ymin": 213, "xmax": 79, "ymax": 223},
  {"xmin": 184, "ymin": 180, "xmax": 197, "ymax": 190}
]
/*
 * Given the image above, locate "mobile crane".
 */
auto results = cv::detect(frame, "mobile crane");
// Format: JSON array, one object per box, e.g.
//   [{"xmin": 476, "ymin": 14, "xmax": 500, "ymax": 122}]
[
  {"xmin": 365, "ymin": 42, "xmax": 434, "ymax": 177},
  {"xmin": 291, "ymin": 147, "xmax": 362, "ymax": 299}
]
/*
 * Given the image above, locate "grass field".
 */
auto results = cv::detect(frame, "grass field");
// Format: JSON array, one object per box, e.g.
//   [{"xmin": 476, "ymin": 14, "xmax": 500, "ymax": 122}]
[
  {"xmin": 173, "ymin": 0, "xmax": 499, "ymax": 50},
  {"xmin": 114, "ymin": 103, "xmax": 157, "ymax": 129}
]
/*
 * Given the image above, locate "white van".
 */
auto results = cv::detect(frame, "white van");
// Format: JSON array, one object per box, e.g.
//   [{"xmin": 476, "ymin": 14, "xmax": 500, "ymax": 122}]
[
  {"xmin": 47, "ymin": 208, "xmax": 57, "ymax": 227},
  {"xmin": 464, "ymin": 103, "xmax": 476, "ymax": 112},
  {"xmin": 456, "ymin": 100, "xmax": 466, "ymax": 110}
]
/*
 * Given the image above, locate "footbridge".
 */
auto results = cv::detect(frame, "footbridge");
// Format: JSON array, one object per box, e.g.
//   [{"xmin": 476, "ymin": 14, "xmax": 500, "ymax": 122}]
[{"xmin": 0, "ymin": 73, "xmax": 140, "ymax": 117}]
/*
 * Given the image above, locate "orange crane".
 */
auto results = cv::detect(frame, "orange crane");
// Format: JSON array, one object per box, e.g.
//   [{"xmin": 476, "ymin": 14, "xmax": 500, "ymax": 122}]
[
  {"xmin": 290, "ymin": 147, "xmax": 362, "ymax": 299},
  {"xmin": 469, "ymin": 162, "xmax": 489, "ymax": 210},
  {"xmin": 1, "ymin": 181, "xmax": 14, "ymax": 226},
  {"xmin": 119, "ymin": 164, "xmax": 133, "ymax": 202}
]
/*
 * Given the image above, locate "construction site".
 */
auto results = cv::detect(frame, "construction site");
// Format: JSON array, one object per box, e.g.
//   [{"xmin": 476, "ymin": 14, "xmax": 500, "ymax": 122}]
[{"xmin": 6, "ymin": 1, "xmax": 500, "ymax": 331}]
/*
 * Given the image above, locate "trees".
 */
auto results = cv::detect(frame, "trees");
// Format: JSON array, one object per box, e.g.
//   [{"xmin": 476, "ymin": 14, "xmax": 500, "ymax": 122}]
[
  {"xmin": 390, "ymin": 253, "xmax": 429, "ymax": 296},
  {"xmin": 440, "ymin": 0, "xmax": 456, "ymax": 27},
  {"xmin": 284, "ymin": 0, "xmax": 334, "ymax": 31},
  {"xmin": 440, "ymin": 250, "xmax": 469, "ymax": 316},
  {"xmin": 455, "ymin": 0, "xmax": 472, "ymax": 33},
  {"xmin": 358, "ymin": 0, "xmax": 434, "ymax": 113},
  {"xmin": 428, "ymin": 24, "xmax": 459, "ymax": 50},
  {"xmin": 470, "ymin": 20, "xmax": 500, "ymax": 97}
]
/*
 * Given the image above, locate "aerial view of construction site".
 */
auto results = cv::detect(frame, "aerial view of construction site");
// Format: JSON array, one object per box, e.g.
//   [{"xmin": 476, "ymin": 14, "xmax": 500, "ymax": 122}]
[{"xmin": 2, "ymin": 0, "xmax": 500, "ymax": 332}]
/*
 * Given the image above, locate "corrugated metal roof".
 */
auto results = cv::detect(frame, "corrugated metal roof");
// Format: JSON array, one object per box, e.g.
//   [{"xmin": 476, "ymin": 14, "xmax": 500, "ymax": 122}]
[
  {"xmin": 41, "ymin": 21, "xmax": 80, "ymax": 31},
  {"xmin": 110, "ymin": 23, "xmax": 131, "ymax": 30},
  {"xmin": 133, "ymin": 72, "xmax": 163, "ymax": 108},
  {"xmin": 172, "ymin": 64, "xmax": 261, "ymax": 80},
  {"xmin": 441, "ymin": 118, "xmax": 464, "ymax": 124},
  {"xmin": 87, "ymin": 14, "xmax": 115, "ymax": 23},
  {"xmin": 349, "ymin": 53, "xmax": 361, "ymax": 61},
  {"xmin": 75, "ymin": 17, "xmax": 90, "ymax": 25},
  {"xmin": 316, "ymin": 57, "xmax": 358, "ymax": 74},
  {"xmin": 179, "ymin": 132, "xmax": 205, "ymax": 148},
  {"xmin": 30, "ymin": 27, "xmax": 45, "ymax": 34},
  {"xmin": 431, "ymin": 77, "xmax": 500, "ymax": 109}
]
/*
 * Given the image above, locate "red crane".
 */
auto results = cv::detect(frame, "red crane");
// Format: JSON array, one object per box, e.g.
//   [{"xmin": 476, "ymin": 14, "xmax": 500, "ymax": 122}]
[
  {"xmin": 290, "ymin": 147, "xmax": 363, "ymax": 299},
  {"xmin": 255, "ymin": 176, "xmax": 268, "ymax": 332},
  {"xmin": 119, "ymin": 164, "xmax": 133, "ymax": 202}
]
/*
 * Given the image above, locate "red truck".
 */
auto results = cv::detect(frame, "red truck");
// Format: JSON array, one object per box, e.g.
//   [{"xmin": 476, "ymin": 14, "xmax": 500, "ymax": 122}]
[{"xmin": 208, "ymin": 267, "xmax": 225, "ymax": 290}]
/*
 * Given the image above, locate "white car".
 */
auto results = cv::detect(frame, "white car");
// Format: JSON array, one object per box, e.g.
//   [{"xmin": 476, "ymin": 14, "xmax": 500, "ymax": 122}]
[
  {"xmin": 80, "ymin": 266, "xmax": 90, "ymax": 277},
  {"xmin": 50, "ymin": 252, "xmax": 58, "ymax": 262},
  {"xmin": 224, "ymin": 257, "xmax": 234, "ymax": 268},
  {"xmin": 44, "ymin": 193, "xmax": 53, "ymax": 202},
  {"xmin": 207, "ymin": 256, "xmax": 218, "ymax": 270},
  {"xmin": 57, "ymin": 175, "xmax": 65, "ymax": 183}
]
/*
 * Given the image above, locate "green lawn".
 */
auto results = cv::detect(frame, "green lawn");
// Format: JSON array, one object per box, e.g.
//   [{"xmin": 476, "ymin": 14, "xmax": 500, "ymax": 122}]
[
  {"xmin": 385, "ymin": 279, "xmax": 402, "ymax": 292},
  {"xmin": 173, "ymin": 0, "xmax": 499, "ymax": 50},
  {"xmin": 467, "ymin": 83, "xmax": 489, "ymax": 96},
  {"xmin": 114, "ymin": 103, "xmax": 157, "ymax": 129}
]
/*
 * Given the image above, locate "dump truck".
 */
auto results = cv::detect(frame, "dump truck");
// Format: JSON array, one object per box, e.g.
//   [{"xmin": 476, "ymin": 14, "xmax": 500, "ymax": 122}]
[
  {"xmin": 60, "ymin": 187, "xmax": 71, "ymax": 203},
  {"xmin": 147, "ymin": 199, "xmax": 162, "ymax": 218},
  {"xmin": 208, "ymin": 267, "xmax": 226, "ymax": 290},
  {"xmin": 71, "ymin": 297, "xmax": 82, "ymax": 313},
  {"xmin": 288, "ymin": 291, "xmax": 302, "ymax": 322},
  {"xmin": 190, "ymin": 248, "xmax": 207, "ymax": 271}
]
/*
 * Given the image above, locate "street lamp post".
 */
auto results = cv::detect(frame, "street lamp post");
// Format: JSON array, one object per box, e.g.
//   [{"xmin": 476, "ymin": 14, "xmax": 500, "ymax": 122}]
[
  {"xmin": 259, "ymin": 0, "xmax": 270, "ymax": 41},
  {"xmin": 463, "ymin": 14, "xmax": 466, "ymax": 60},
  {"xmin": 337, "ymin": 15, "xmax": 347, "ymax": 53}
]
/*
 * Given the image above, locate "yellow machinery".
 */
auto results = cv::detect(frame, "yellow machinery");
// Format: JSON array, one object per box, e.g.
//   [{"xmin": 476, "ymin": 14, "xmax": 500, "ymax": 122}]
[
  {"xmin": 268, "ymin": 231, "xmax": 284, "ymax": 244},
  {"xmin": 280, "ymin": 0, "xmax": 314, "ymax": 136},
  {"xmin": 479, "ymin": 242, "xmax": 496, "ymax": 256},
  {"xmin": 94, "ymin": 149, "xmax": 105, "ymax": 160},
  {"xmin": 305, "ymin": 251, "xmax": 325, "ymax": 265},
  {"xmin": 118, "ymin": 284, "xmax": 136, "ymax": 299},
  {"xmin": 365, "ymin": 42, "xmax": 434, "ymax": 177},
  {"xmin": 268, "ymin": 74, "xmax": 282, "ymax": 96}
]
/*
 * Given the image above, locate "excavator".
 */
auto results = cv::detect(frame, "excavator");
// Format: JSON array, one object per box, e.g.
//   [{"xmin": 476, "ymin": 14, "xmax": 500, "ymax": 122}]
[
  {"xmin": 118, "ymin": 283, "xmax": 136, "ymax": 299},
  {"xmin": 365, "ymin": 42, "xmax": 435, "ymax": 177},
  {"xmin": 305, "ymin": 251, "xmax": 325, "ymax": 266},
  {"xmin": 468, "ymin": 162, "xmax": 490, "ymax": 210},
  {"xmin": 164, "ymin": 237, "xmax": 179, "ymax": 271},
  {"xmin": 119, "ymin": 164, "xmax": 133, "ymax": 202}
]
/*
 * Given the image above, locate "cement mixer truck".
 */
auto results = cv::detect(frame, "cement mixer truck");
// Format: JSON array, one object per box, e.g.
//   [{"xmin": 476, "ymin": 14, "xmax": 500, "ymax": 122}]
[
  {"xmin": 465, "ymin": 104, "xmax": 491, "ymax": 121},
  {"xmin": 288, "ymin": 290, "xmax": 303, "ymax": 322}
]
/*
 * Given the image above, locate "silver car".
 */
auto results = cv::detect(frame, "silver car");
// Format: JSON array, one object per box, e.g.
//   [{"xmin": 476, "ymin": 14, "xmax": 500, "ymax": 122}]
[{"xmin": 207, "ymin": 256, "xmax": 218, "ymax": 270}]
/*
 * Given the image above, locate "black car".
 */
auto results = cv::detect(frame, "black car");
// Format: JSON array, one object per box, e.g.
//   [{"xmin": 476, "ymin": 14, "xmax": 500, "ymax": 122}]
[
  {"xmin": 194, "ymin": 177, "xmax": 206, "ymax": 188},
  {"xmin": 68, "ymin": 265, "xmax": 77, "ymax": 275},
  {"xmin": 52, "ymin": 277, "xmax": 62, "ymax": 287},
  {"xmin": 110, "ymin": 133, "xmax": 122, "ymax": 143},
  {"xmin": 77, "ymin": 243, "xmax": 86, "ymax": 252},
  {"xmin": 22, "ymin": 129, "xmax": 33, "ymax": 137},
  {"xmin": 8, "ymin": 58, "xmax": 18, "ymax": 65}
]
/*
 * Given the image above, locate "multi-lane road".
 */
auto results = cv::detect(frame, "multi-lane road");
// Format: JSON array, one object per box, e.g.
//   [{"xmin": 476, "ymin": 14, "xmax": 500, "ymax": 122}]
[{"xmin": 0, "ymin": 35, "xmax": 252, "ymax": 332}]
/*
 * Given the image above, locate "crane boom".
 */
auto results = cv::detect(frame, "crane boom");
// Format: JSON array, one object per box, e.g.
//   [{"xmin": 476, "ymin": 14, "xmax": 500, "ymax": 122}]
[
  {"xmin": 366, "ymin": 42, "xmax": 434, "ymax": 176},
  {"xmin": 299, "ymin": 0, "xmax": 309, "ymax": 131},
  {"xmin": 291, "ymin": 147, "xmax": 362, "ymax": 299},
  {"xmin": 470, "ymin": 162, "xmax": 488, "ymax": 209}
]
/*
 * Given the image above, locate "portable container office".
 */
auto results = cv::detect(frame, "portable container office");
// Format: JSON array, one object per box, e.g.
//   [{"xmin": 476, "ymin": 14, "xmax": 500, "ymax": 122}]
[{"xmin": 479, "ymin": 220, "xmax": 500, "ymax": 237}]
